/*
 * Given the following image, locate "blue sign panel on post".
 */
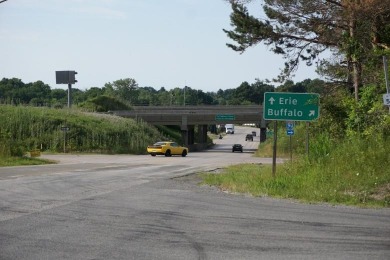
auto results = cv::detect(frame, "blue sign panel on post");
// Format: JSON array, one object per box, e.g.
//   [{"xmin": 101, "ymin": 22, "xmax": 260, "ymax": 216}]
[{"xmin": 286, "ymin": 121, "xmax": 294, "ymax": 135}]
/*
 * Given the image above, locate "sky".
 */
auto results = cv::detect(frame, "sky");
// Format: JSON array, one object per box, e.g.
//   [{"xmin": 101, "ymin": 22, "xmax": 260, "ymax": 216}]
[{"xmin": 0, "ymin": 0, "xmax": 320, "ymax": 92}]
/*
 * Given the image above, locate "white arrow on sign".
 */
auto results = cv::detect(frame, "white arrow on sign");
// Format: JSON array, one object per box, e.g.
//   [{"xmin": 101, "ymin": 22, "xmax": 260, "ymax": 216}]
[
  {"xmin": 309, "ymin": 110, "xmax": 315, "ymax": 117},
  {"xmin": 269, "ymin": 97, "xmax": 275, "ymax": 105}
]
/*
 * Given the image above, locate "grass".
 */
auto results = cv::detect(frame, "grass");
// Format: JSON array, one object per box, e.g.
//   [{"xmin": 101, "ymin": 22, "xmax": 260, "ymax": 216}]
[
  {"xmin": 201, "ymin": 134, "xmax": 390, "ymax": 208},
  {"xmin": 0, "ymin": 156, "xmax": 56, "ymax": 167},
  {"xmin": 0, "ymin": 105, "xmax": 165, "ymax": 156}
]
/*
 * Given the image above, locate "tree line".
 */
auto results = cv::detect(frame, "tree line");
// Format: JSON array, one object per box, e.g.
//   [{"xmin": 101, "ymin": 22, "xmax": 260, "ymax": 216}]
[{"xmin": 0, "ymin": 77, "xmax": 326, "ymax": 111}]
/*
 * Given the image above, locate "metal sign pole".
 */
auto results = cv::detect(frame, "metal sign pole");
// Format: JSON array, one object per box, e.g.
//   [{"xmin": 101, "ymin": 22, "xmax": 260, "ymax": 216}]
[
  {"xmin": 63, "ymin": 130, "xmax": 66, "ymax": 153},
  {"xmin": 272, "ymin": 121, "xmax": 277, "ymax": 177},
  {"xmin": 286, "ymin": 121, "xmax": 294, "ymax": 162},
  {"xmin": 306, "ymin": 122, "xmax": 310, "ymax": 158},
  {"xmin": 61, "ymin": 126, "xmax": 70, "ymax": 153},
  {"xmin": 290, "ymin": 135, "xmax": 292, "ymax": 162},
  {"xmin": 68, "ymin": 83, "xmax": 72, "ymax": 108}
]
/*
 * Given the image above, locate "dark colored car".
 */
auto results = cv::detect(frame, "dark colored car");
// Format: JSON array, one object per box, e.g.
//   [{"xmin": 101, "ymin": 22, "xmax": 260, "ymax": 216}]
[
  {"xmin": 245, "ymin": 134, "xmax": 253, "ymax": 141},
  {"xmin": 232, "ymin": 144, "xmax": 243, "ymax": 152}
]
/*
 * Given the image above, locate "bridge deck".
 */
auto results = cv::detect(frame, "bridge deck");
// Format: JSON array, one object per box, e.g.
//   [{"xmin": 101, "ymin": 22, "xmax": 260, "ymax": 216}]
[{"xmin": 111, "ymin": 105, "xmax": 264, "ymax": 125}]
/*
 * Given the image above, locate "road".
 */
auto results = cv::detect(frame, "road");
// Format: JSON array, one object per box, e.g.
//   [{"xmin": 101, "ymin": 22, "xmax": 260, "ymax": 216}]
[
  {"xmin": 0, "ymin": 126, "xmax": 389, "ymax": 260},
  {"xmin": 213, "ymin": 125, "xmax": 260, "ymax": 152}
]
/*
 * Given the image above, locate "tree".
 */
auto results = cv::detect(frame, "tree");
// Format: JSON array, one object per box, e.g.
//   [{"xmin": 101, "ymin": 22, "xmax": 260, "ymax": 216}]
[
  {"xmin": 84, "ymin": 87, "xmax": 104, "ymax": 99},
  {"xmin": 138, "ymin": 87, "xmax": 159, "ymax": 105},
  {"xmin": 276, "ymin": 80, "xmax": 307, "ymax": 93},
  {"xmin": 104, "ymin": 78, "xmax": 139, "ymax": 104},
  {"xmin": 79, "ymin": 95, "xmax": 131, "ymax": 112},
  {"xmin": 157, "ymin": 88, "xmax": 172, "ymax": 106},
  {"xmin": 304, "ymin": 78, "xmax": 326, "ymax": 94},
  {"xmin": 233, "ymin": 81, "xmax": 252, "ymax": 103},
  {"xmin": 71, "ymin": 88, "xmax": 87, "ymax": 105},
  {"xmin": 0, "ymin": 78, "xmax": 51, "ymax": 105},
  {"xmin": 251, "ymin": 79, "xmax": 274, "ymax": 104},
  {"xmin": 0, "ymin": 78, "xmax": 25, "ymax": 104},
  {"xmin": 51, "ymin": 89, "xmax": 67, "ymax": 102},
  {"xmin": 223, "ymin": 0, "xmax": 390, "ymax": 100},
  {"xmin": 25, "ymin": 81, "xmax": 51, "ymax": 105},
  {"xmin": 197, "ymin": 90, "xmax": 216, "ymax": 105}
]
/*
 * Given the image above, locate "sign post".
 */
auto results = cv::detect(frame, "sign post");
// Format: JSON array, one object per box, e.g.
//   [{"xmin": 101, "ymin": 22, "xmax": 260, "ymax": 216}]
[
  {"xmin": 286, "ymin": 121, "xmax": 294, "ymax": 162},
  {"xmin": 272, "ymin": 121, "xmax": 277, "ymax": 178},
  {"xmin": 61, "ymin": 126, "xmax": 70, "ymax": 153}
]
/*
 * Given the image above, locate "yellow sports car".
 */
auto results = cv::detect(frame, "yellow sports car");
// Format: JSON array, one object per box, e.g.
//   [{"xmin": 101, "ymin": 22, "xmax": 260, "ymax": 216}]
[{"xmin": 147, "ymin": 141, "xmax": 188, "ymax": 157}]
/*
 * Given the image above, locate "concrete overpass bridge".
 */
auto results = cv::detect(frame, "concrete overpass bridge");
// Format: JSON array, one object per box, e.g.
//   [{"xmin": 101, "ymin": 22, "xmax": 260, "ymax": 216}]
[{"xmin": 111, "ymin": 105, "xmax": 267, "ymax": 151}]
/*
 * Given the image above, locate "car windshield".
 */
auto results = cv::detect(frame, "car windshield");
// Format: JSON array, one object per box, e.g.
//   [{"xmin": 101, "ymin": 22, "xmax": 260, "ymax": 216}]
[{"xmin": 154, "ymin": 142, "xmax": 167, "ymax": 146}]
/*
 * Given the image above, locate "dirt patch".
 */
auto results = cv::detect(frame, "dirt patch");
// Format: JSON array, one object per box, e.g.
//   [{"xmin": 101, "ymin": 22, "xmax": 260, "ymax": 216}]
[
  {"xmin": 172, "ymin": 168, "xmax": 224, "ymax": 183},
  {"xmin": 370, "ymin": 183, "xmax": 390, "ymax": 201}
]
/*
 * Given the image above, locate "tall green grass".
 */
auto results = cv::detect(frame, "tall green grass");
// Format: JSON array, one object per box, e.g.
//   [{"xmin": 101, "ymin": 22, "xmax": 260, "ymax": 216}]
[
  {"xmin": 0, "ymin": 105, "xmax": 163, "ymax": 156},
  {"xmin": 257, "ymin": 121, "xmax": 313, "ymax": 158},
  {"xmin": 201, "ymin": 134, "xmax": 390, "ymax": 207},
  {"xmin": 0, "ymin": 157, "xmax": 55, "ymax": 167}
]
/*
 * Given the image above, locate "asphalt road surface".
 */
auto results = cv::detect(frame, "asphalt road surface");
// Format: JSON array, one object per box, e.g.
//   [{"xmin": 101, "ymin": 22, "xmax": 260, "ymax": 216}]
[{"xmin": 0, "ymin": 126, "xmax": 389, "ymax": 260}]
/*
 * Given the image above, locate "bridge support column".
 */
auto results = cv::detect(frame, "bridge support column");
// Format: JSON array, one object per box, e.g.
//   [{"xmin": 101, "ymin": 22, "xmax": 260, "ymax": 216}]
[
  {"xmin": 181, "ymin": 123, "xmax": 188, "ymax": 146},
  {"xmin": 188, "ymin": 125, "xmax": 195, "ymax": 145},
  {"xmin": 197, "ymin": 125, "xmax": 208, "ymax": 144},
  {"xmin": 181, "ymin": 125, "xmax": 195, "ymax": 146},
  {"xmin": 181, "ymin": 130, "xmax": 187, "ymax": 146},
  {"xmin": 260, "ymin": 128, "xmax": 267, "ymax": 142},
  {"xmin": 260, "ymin": 118, "xmax": 267, "ymax": 142},
  {"xmin": 209, "ymin": 124, "xmax": 217, "ymax": 134}
]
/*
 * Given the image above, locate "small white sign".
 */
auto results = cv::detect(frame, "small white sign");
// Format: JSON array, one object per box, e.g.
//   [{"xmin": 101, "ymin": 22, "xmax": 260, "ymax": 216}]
[{"xmin": 384, "ymin": 94, "xmax": 390, "ymax": 106}]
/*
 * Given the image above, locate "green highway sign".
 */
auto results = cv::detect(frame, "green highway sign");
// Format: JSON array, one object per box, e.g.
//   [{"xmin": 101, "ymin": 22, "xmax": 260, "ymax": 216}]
[
  {"xmin": 215, "ymin": 114, "xmax": 235, "ymax": 121},
  {"xmin": 263, "ymin": 92, "xmax": 320, "ymax": 121}
]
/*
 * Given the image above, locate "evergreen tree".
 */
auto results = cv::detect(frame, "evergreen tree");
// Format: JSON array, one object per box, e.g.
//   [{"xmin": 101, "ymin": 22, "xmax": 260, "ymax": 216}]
[{"xmin": 224, "ymin": 0, "xmax": 390, "ymax": 100}]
